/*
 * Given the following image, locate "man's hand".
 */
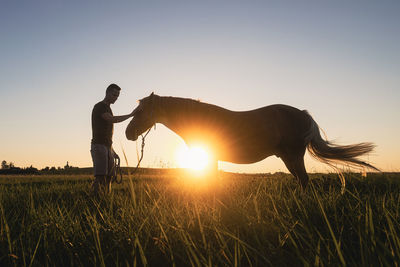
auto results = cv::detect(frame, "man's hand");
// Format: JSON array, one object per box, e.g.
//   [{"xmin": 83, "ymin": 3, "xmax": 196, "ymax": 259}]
[{"xmin": 102, "ymin": 112, "xmax": 134, "ymax": 123}]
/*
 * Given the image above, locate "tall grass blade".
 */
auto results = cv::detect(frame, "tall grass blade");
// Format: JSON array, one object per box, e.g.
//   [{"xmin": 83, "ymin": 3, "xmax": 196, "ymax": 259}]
[
  {"xmin": 28, "ymin": 233, "xmax": 42, "ymax": 267},
  {"xmin": 311, "ymin": 183, "xmax": 346, "ymax": 266},
  {"xmin": 0, "ymin": 202, "xmax": 13, "ymax": 258},
  {"xmin": 121, "ymin": 146, "xmax": 137, "ymax": 208}
]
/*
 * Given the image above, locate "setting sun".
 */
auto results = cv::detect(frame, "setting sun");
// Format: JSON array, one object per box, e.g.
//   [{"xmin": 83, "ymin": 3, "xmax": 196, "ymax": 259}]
[{"xmin": 176, "ymin": 145, "xmax": 210, "ymax": 171}]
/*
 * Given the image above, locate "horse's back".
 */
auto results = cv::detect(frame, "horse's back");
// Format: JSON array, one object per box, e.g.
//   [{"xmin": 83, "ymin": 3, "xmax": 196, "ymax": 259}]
[
  {"xmin": 238, "ymin": 104, "xmax": 312, "ymax": 148},
  {"xmin": 212, "ymin": 103, "xmax": 311, "ymax": 162}
]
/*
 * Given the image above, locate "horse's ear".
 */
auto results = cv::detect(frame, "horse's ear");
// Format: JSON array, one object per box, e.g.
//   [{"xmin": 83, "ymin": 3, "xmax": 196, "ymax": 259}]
[{"xmin": 150, "ymin": 92, "xmax": 154, "ymax": 97}]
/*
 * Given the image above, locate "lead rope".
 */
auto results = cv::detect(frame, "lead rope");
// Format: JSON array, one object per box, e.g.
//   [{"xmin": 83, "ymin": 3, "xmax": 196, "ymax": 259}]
[
  {"xmin": 111, "ymin": 127, "xmax": 153, "ymax": 184},
  {"xmin": 112, "ymin": 155, "xmax": 123, "ymax": 184},
  {"xmin": 134, "ymin": 127, "xmax": 152, "ymax": 172}
]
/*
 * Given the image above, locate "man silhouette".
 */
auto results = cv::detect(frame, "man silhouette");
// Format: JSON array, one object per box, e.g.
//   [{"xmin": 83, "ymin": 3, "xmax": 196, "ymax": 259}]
[{"xmin": 90, "ymin": 83, "xmax": 138, "ymax": 194}]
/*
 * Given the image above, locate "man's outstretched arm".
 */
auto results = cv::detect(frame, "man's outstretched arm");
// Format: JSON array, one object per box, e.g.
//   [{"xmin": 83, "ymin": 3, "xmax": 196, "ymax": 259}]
[{"xmin": 102, "ymin": 106, "xmax": 141, "ymax": 123}]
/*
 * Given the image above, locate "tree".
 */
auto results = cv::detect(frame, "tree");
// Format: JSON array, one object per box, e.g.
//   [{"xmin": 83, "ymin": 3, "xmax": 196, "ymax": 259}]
[{"xmin": 1, "ymin": 160, "xmax": 8, "ymax": 169}]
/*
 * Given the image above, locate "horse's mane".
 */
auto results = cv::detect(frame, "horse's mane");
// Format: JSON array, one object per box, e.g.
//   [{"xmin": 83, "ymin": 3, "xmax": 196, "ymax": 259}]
[
  {"xmin": 161, "ymin": 96, "xmax": 201, "ymax": 106},
  {"xmin": 160, "ymin": 96, "xmax": 230, "ymax": 114}
]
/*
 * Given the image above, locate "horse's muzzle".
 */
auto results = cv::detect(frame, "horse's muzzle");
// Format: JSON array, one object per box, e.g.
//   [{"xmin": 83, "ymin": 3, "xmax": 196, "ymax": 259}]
[{"xmin": 125, "ymin": 128, "xmax": 138, "ymax": 141}]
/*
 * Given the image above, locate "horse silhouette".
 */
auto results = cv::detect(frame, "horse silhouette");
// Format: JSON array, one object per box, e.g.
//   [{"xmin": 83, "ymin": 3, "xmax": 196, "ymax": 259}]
[{"xmin": 126, "ymin": 93, "xmax": 378, "ymax": 188}]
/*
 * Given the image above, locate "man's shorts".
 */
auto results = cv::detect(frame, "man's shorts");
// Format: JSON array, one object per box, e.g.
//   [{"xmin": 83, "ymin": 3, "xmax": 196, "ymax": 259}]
[{"xmin": 90, "ymin": 144, "xmax": 116, "ymax": 176}]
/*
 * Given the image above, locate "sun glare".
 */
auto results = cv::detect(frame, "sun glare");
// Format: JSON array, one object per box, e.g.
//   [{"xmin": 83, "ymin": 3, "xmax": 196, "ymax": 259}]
[{"xmin": 176, "ymin": 145, "xmax": 209, "ymax": 171}]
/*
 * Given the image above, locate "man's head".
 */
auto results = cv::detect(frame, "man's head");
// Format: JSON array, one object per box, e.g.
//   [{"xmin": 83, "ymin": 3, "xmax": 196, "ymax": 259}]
[{"xmin": 105, "ymin": 83, "xmax": 121, "ymax": 104}]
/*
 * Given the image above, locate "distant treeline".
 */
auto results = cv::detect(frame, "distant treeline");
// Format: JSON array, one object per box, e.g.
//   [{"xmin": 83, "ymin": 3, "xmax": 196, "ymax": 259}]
[
  {"xmin": 0, "ymin": 160, "xmax": 86, "ymax": 175},
  {"xmin": 0, "ymin": 165, "xmax": 83, "ymax": 175},
  {"xmin": 0, "ymin": 160, "xmax": 186, "ymax": 176},
  {"xmin": 0, "ymin": 167, "xmax": 188, "ymax": 176}
]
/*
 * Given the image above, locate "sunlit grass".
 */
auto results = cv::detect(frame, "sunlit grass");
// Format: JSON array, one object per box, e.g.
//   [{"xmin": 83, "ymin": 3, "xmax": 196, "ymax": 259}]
[{"xmin": 0, "ymin": 172, "xmax": 399, "ymax": 266}]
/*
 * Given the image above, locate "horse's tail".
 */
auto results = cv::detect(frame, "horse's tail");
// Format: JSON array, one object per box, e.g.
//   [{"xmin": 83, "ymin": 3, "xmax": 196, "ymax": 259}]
[{"xmin": 303, "ymin": 111, "xmax": 379, "ymax": 172}]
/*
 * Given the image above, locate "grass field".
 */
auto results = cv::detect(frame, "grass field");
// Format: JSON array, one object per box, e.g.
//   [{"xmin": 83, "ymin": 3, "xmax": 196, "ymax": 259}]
[{"xmin": 0, "ymin": 171, "xmax": 399, "ymax": 266}]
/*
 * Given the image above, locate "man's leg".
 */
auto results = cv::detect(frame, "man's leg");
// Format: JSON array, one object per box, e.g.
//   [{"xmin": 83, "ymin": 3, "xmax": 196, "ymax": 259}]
[
  {"xmin": 105, "ymin": 147, "xmax": 116, "ymax": 193},
  {"xmin": 105, "ymin": 175, "xmax": 112, "ymax": 193},
  {"xmin": 92, "ymin": 175, "xmax": 107, "ymax": 194},
  {"xmin": 91, "ymin": 144, "xmax": 109, "ymax": 194}
]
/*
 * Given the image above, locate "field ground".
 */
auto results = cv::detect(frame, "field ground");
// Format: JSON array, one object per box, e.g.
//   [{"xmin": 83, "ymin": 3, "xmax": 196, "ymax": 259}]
[{"xmin": 0, "ymin": 171, "xmax": 399, "ymax": 266}]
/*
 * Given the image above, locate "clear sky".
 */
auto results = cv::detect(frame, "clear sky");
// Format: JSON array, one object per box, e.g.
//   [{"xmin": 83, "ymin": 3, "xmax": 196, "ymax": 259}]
[{"xmin": 1, "ymin": 1, "xmax": 399, "ymax": 173}]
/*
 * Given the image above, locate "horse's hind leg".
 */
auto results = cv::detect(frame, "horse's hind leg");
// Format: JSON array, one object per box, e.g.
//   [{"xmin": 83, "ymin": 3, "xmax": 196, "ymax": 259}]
[{"xmin": 281, "ymin": 152, "xmax": 309, "ymax": 189}]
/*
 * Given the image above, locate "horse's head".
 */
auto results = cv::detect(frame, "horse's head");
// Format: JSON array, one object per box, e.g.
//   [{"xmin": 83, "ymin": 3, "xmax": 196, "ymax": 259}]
[{"xmin": 126, "ymin": 92, "xmax": 157, "ymax": 141}]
